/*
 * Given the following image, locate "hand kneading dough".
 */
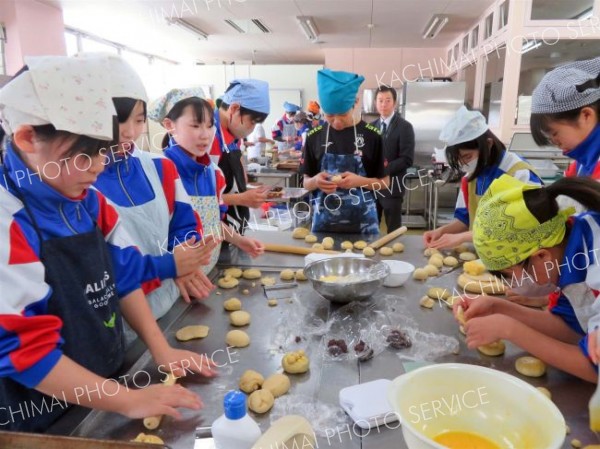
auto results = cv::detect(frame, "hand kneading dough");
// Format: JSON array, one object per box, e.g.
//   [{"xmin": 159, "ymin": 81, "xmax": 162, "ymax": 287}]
[
  {"xmin": 230, "ymin": 310, "xmax": 251, "ymax": 326},
  {"xmin": 239, "ymin": 369, "xmax": 264, "ymax": 393},
  {"xmin": 295, "ymin": 269, "xmax": 307, "ymax": 281},
  {"xmin": 280, "ymin": 269, "xmax": 295, "ymax": 281},
  {"xmin": 413, "ymin": 268, "xmax": 428, "ymax": 280},
  {"xmin": 363, "ymin": 247, "xmax": 376, "ymax": 257},
  {"xmin": 322, "ymin": 237, "xmax": 334, "ymax": 250},
  {"xmin": 261, "ymin": 276, "xmax": 276, "ymax": 286},
  {"xmin": 226, "ymin": 330, "xmax": 250, "ymax": 347},
  {"xmin": 428, "ymin": 255, "xmax": 443, "ymax": 268},
  {"xmin": 224, "ymin": 267, "xmax": 242, "ymax": 278},
  {"xmin": 224, "ymin": 297, "xmax": 242, "ymax": 311},
  {"xmin": 477, "ymin": 340, "xmax": 506, "ymax": 356},
  {"xmin": 312, "ymin": 243, "xmax": 324, "ymax": 250},
  {"xmin": 248, "ymin": 389, "xmax": 274, "ymax": 414},
  {"xmin": 444, "ymin": 296, "xmax": 461, "ymax": 308},
  {"xmin": 282, "ymin": 350, "xmax": 310, "ymax": 374},
  {"xmin": 341, "ymin": 241, "xmax": 354, "ymax": 250},
  {"xmin": 427, "ymin": 287, "xmax": 450, "ymax": 300},
  {"xmin": 304, "ymin": 234, "xmax": 318, "ymax": 243},
  {"xmin": 420, "ymin": 296, "xmax": 435, "ymax": 309},
  {"xmin": 379, "ymin": 246, "xmax": 393, "ymax": 256},
  {"xmin": 354, "ymin": 240, "xmax": 368, "ymax": 250},
  {"xmin": 175, "ymin": 325, "xmax": 209, "ymax": 341},
  {"xmin": 515, "ymin": 356, "xmax": 546, "ymax": 377},
  {"xmin": 218, "ymin": 276, "xmax": 239, "ymax": 289},
  {"xmin": 132, "ymin": 433, "xmax": 164, "ymax": 444},
  {"xmin": 443, "ymin": 256, "xmax": 459, "ymax": 267},
  {"xmin": 292, "ymin": 227, "xmax": 310, "ymax": 239},
  {"xmin": 243, "ymin": 268, "xmax": 262, "ymax": 280},
  {"xmin": 459, "ymin": 251, "xmax": 477, "ymax": 261},
  {"xmin": 262, "ymin": 373, "xmax": 291, "ymax": 397},
  {"xmin": 424, "ymin": 264, "xmax": 439, "ymax": 276},
  {"xmin": 392, "ymin": 242, "xmax": 405, "ymax": 253}
]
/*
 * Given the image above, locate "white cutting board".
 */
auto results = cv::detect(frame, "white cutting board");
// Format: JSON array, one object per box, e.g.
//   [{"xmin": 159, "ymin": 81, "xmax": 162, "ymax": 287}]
[{"xmin": 339, "ymin": 379, "xmax": 400, "ymax": 430}]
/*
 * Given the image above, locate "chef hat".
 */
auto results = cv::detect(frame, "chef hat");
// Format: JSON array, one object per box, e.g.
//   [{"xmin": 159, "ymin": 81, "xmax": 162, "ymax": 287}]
[
  {"xmin": 0, "ymin": 55, "xmax": 116, "ymax": 140},
  {"xmin": 148, "ymin": 87, "xmax": 207, "ymax": 122},
  {"xmin": 439, "ymin": 106, "xmax": 488, "ymax": 147},
  {"xmin": 218, "ymin": 79, "xmax": 270, "ymax": 114},
  {"xmin": 283, "ymin": 101, "xmax": 300, "ymax": 113},
  {"xmin": 307, "ymin": 100, "xmax": 321, "ymax": 115},
  {"xmin": 317, "ymin": 69, "xmax": 364, "ymax": 115},
  {"xmin": 532, "ymin": 56, "xmax": 600, "ymax": 114}
]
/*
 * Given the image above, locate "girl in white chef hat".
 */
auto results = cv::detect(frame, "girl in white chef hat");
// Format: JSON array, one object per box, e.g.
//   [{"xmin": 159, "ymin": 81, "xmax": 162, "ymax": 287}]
[{"xmin": 0, "ymin": 55, "xmax": 215, "ymax": 433}]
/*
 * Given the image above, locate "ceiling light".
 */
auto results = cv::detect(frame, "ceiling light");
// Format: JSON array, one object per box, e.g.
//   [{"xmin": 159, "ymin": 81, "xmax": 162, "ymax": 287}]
[
  {"xmin": 251, "ymin": 19, "xmax": 271, "ymax": 34},
  {"xmin": 224, "ymin": 19, "xmax": 245, "ymax": 34},
  {"xmin": 422, "ymin": 14, "xmax": 449, "ymax": 39},
  {"xmin": 166, "ymin": 18, "xmax": 208, "ymax": 40},
  {"xmin": 296, "ymin": 16, "xmax": 319, "ymax": 43}
]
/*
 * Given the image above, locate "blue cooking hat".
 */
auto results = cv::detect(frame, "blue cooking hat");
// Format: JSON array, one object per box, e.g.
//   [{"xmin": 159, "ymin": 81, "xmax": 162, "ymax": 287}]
[
  {"xmin": 283, "ymin": 101, "xmax": 300, "ymax": 113},
  {"xmin": 219, "ymin": 79, "xmax": 270, "ymax": 114},
  {"xmin": 317, "ymin": 68, "xmax": 364, "ymax": 115}
]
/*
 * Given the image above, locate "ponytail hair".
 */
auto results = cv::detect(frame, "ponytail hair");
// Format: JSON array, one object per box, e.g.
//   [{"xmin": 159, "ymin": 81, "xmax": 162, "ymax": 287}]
[{"xmin": 161, "ymin": 133, "xmax": 170, "ymax": 150}]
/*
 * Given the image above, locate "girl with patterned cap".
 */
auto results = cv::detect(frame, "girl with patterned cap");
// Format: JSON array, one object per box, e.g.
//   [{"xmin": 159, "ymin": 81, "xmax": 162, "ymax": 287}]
[
  {"xmin": 93, "ymin": 58, "xmax": 217, "ymax": 331},
  {"xmin": 455, "ymin": 174, "xmax": 600, "ymax": 382},
  {"xmin": 149, "ymin": 89, "xmax": 264, "ymax": 271},
  {"xmin": 0, "ymin": 55, "xmax": 215, "ymax": 432},
  {"xmin": 424, "ymin": 106, "xmax": 542, "ymax": 251}
]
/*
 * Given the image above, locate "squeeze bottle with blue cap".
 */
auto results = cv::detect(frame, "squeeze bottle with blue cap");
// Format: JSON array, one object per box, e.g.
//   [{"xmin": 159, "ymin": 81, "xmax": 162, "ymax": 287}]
[{"xmin": 211, "ymin": 390, "xmax": 262, "ymax": 449}]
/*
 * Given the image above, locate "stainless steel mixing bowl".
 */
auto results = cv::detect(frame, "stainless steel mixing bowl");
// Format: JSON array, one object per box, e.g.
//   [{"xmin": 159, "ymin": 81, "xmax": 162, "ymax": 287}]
[{"xmin": 304, "ymin": 257, "xmax": 390, "ymax": 303}]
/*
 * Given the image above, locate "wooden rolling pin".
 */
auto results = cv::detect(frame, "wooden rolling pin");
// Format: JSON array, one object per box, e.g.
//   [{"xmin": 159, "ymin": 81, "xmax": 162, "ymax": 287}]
[
  {"xmin": 368, "ymin": 225, "xmax": 408, "ymax": 249},
  {"xmin": 143, "ymin": 373, "xmax": 178, "ymax": 430},
  {"xmin": 264, "ymin": 243, "xmax": 340, "ymax": 256}
]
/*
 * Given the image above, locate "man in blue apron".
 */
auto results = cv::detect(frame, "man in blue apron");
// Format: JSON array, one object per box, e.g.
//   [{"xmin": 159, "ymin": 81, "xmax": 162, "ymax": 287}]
[{"xmin": 301, "ymin": 69, "xmax": 388, "ymax": 234}]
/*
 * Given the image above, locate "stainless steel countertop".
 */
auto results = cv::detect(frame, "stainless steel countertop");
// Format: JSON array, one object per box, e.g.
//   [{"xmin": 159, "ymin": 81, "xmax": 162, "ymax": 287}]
[{"xmin": 52, "ymin": 234, "xmax": 596, "ymax": 448}]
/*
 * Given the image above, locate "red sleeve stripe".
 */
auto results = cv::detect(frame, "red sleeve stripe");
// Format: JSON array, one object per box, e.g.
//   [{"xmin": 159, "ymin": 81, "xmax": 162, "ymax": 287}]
[
  {"xmin": 564, "ymin": 162, "xmax": 577, "ymax": 177},
  {"xmin": 8, "ymin": 221, "xmax": 39, "ymax": 265},
  {"xmin": 461, "ymin": 177, "xmax": 468, "ymax": 206},
  {"xmin": 95, "ymin": 191, "xmax": 119, "ymax": 236},
  {"xmin": 142, "ymin": 278, "xmax": 161, "ymax": 295},
  {"xmin": 159, "ymin": 159, "xmax": 178, "ymax": 216}
]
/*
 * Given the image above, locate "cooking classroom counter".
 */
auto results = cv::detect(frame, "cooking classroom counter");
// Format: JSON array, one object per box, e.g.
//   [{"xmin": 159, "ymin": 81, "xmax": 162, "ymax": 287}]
[{"xmin": 49, "ymin": 232, "xmax": 595, "ymax": 449}]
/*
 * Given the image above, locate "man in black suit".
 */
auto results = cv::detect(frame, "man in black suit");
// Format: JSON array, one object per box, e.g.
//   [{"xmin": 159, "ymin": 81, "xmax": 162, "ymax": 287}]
[{"xmin": 372, "ymin": 86, "xmax": 415, "ymax": 232}]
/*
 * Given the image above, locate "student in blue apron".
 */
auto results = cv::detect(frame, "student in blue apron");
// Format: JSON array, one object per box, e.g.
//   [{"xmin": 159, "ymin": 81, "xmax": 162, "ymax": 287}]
[
  {"xmin": 93, "ymin": 59, "xmax": 216, "ymax": 325},
  {"xmin": 149, "ymin": 89, "xmax": 264, "ymax": 272},
  {"xmin": 272, "ymin": 101, "xmax": 300, "ymax": 141},
  {"xmin": 209, "ymin": 79, "xmax": 271, "ymax": 235},
  {"xmin": 0, "ymin": 55, "xmax": 215, "ymax": 432},
  {"xmin": 301, "ymin": 69, "xmax": 388, "ymax": 235}
]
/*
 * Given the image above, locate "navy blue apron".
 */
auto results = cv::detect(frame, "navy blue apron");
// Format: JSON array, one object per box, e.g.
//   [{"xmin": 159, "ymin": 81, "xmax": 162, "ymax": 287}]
[
  {"xmin": 311, "ymin": 124, "xmax": 379, "ymax": 234},
  {"xmin": 0, "ymin": 168, "xmax": 124, "ymax": 432}
]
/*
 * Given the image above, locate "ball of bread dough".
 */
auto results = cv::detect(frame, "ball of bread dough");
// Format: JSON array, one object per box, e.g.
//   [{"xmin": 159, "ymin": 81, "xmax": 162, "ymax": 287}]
[
  {"xmin": 261, "ymin": 276, "xmax": 276, "ymax": 286},
  {"xmin": 175, "ymin": 325, "xmax": 209, "ymax": 342},
  {"xmin": 248, "ymin": 389, "xmax": 275, "ymax": 414},
  {"xmin": 224, "ymin": 267, "xmax": 242, "ymax": 278},
  {"xmin": 304, "ymin": 234, "xmax": 318, "ymax": 243},
  {"xmin": 242, "ymin": 289, "xmax": 250, "ymax": 295},
  {"xmin": 515, "ymin": 356, "xmax": 546, "ymax": 377},
  {"xmin": 218, "ymin": 276, "xmax": 239, "ymax": 289},
  {"xmin": 292, "ymin": 227, "xmax": 310, "ymax": 239},
  {"xmin": 280, "ymin": 269, "xmax": 295, "ymax": 281},
  {"xmin": 363, "ymin": 247, "xmax": 376, "ymax": 257},
  {"xmin": 443, "ymin": 256, "xmax": 459, "ymax": 267},
  {"xmin": 312, "ymin": 243, "xmax": 324, "ymax": 250},
  {"xmin": 330, "ymin": 175, "xmax": 343, "ymax": 183},
  {"xmin": 424, "ymin": 264, "xmax": 439, "ymax": 276},
  {"xmin": 267, "ymin": 299, "xmax": 278, "ymax": 307},
  {"xmin": 419, "ymin": 296, "xmax": 435, "ymax": 309},
  {"xmin": 230, "ymin": 310, "xmax": 251, "ymax": 326},
  {"xmin": 413, "ymin": 268, "xmax": 428, "ymax": 280},
  {"xmin": 444, "ymin": 296, "xmax": 461, "ymax": 309},
  {"xmin": 132, "ymin": 433, "xmax": 164, "ymax": 444},
  {"xmin": 537, "ymin": 387, "xmax": 552, "ymax": 400},
  {"xmin": 239, "ymin": 369, "xmax": 264, "ymax": 394},
  {"xmin": 354, "ymin": 240, "xmax": 368, "ymax": 250},
  {"xmin": 424, "ymin": 248, "xmax": 440, "ymax": 257},
  {"xmin": 454, "ymin": 244, "xmax": 469, "ymax": 254},
  {"xmin": 282, "ymin": 350, "xmax": 310, "ymax": 374},
  {"xmin": 295, "ymin": 269, "xmax": 307, "ymax": 281},
  {"xmin": 379, "ymin": 246, "xmax": 393, "ymax": 256},
  {"xmin": 477, "ymin": 341, "xmax": 506, "ymax": 357},
  {"xmin": 242, "ymin": 268, "xmax": 262, "ymax": 280},
  {"xmin": 341, "ymin": 241, "xmax": 354, "ymax": 250},
  {"xmin": 428, "ymin": 255, "xmax": 443, "ymax": 268},
  {"xmin": 224, "ymin": 297, "xmax": 242, "ymax": 311},
  {"xmin": 262, "ymin": 373, "xmax": 291, "ymax": 398},
  {"xmin": 226, "ymin": 330, "xmax": 250, "ymax": 347},
  {"xmin": 427, "ymin": 287, "xmax": 450, "ymax": 300},
  {"xmin": 459, "ymin": 251, "xmax": 477, "ymax": 261},
  {"xmin": 392, "ymin": 242, "xmax": 405, "ymax": 253},
  {"xmin": 322, "ymin": 237, "xmax": 334, "ymax": 250}
]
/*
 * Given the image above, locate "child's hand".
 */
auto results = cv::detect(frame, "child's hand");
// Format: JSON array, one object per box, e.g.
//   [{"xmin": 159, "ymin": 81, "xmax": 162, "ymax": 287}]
[
  {"xmin": 464, "ymin": 314, "xmax": 512, "ymax": 348},
  {"xmin": 428, "ymin": 232, "xmax": 467, "ymax": 250},
  {"xmin": 336, "ymin": 172, "xmax": 362, "ymax": 190},
  {"xmin": 423, "ymin": 229, "xmax": 443, "ymax": 247},
  {"xmin": 505, "ymin": 290, "xmax": 549, "ymax": 307},
  {"xmin": 237, "ymin": 237, "xmax": 265, "ymax": 258},
  {"xmin": 153, "ymin": 348, "xmax": 218, "ymax": 379},
  {"xmin": 175, "ymin": 270, "xmax": 215, "ymax": 303},
  {"xmin": 588, "ymin": 329, "xmax": 600, "ymax": 364},
  {"xmin": 453, "ymin": 295, "xmax": 497, "ymax": 321},
  {"xmin": 241, "ymin": 186, "xmax": 270, "ymax": 208},
  {"xmin": 120, "ymin": 383, "xmax": 202, "ymax": 421},
  {"xmin": 173, "ymin": 236, "xmax": 220, "ymax": 276}
]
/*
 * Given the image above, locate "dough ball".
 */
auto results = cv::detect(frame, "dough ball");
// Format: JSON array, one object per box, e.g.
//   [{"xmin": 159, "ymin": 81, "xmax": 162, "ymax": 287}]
[
  {"xmin": 427, "ymin": 287, "xmax": 450, "ymax": 300},
  {"xmin": 295, "ymin": 269, "xmax": 307, "ymax": 281},
  {"xmin": 262, "ymin": 373, "xmax": 291, "ymax": 398},
  {"xmin": 230, "ymin": 310, "xmax": 251, "ymax": 326},
  {"xmin": 224, "ymin": 297, "xmax": 242, "ymax": 311},
  {"xmin": 224, "ymin": 267, "xmax": 242, "ymax": 278},
  {"xmin": 132, "ymin": 433, "xmax": 164, "ymax": 444},
  {"xmin": 413, "ymin": 268, "xmax": 428, "ymax": 281},
  {"xmin": 268, "ymin": 299, "xmax": 278, "ymax": 307},
  {"xmin": 175, "ymin": 325, "xmax": 209, "ymax": 342},
  {"xmin": 292, "ymin": 227, "xmax": 310, "ymax": 239},
  {"xmin": 428, "ymin": 255, "xmax": 444, "ymax": 268},
  {"xmin": 424, "ymin": 264, "xmax": 439, "ymax": 276},
  {"xmin": 242, "ymin": 289, "xmax": 250, "ymax": 295},
  {"xmin": 379, "ymin": 246, "xmax": 393, "ymax": 256},
  {"xmin": 243, "ymin": 268, "xmax": 262, "ymax": 280},
  {"xmin": 454, "ymin": 244, "xmax": 469, "ymax": 254},
  {"xmin": 515, "ymin": 356, "xmax": 546, "ymax": 377},
  {"xmin": 282, "ymin": 350, "xmax": 310, "ymax": 374},
  {"xmin": 312, "ymin": 243, "xmax": 324, "ymax": 250},
  {"xmin": 419, "ymin": 296, "xmax": 435, "ymax": 309},
  {"xmin": 341, "ymin": 241, "xmax": 354, "ymax": 250},
  {"xmin": 392, "ymin": 242, "xmax": 405, "ymax": 253},
  {"xmin": 444, "ymin": 296, "xmax": 461, "ymax": 309},
  {"xmin": 226, "ymin": 330, "xmax": 250, "ymax": 347},
  {"xmin": 363, "ymin": 247, "xmax": 376, "ymax": 257},
  {"xmin": 459, "ymin": 251, "xmax": 478, "ymax": 261},
  {"xmin": 330, "ymin": 175, "xmax": 343, "ymax": 183},
  {"xmin": 424, "ymin": 248, "xmax": 440, "ymax": 257},
  {"xmin": 353, "ymin": 240, "xmax": 368, "ymax": 250},
  {"xmin": 218, "ymin": 276, "xmax": 239, "ymax": 289},
  {"xmin": 477, "ymin": 340, "xmax": 506, "ymax": 357},
  {"xmin": 443, "ymin": 256, "xmax": 459, "ymax": 267},
  {"xmin": 280, "ymin": 269, "xmax": 295, "ymax": 281},
  {"xmin": 322, "ymin": 237, "xmax": 334, "ymax": 250},
  {"xmin": 304, "ymin": 234, "xmax": 318, "ymax": 243},
  {"xmin": 247, "ymin": 389, "xmax": 275, "ymax": 414},
  {"xmin": 261, "ymin": 276, "xmax": 276, "ymax": 286},
  {"xmin": 537, "ymin": 387, "xmax": 552, "ymax": 400},
  {"xmin": 239, "ymin": 369, "xmax": 264, "ymax": 394}
]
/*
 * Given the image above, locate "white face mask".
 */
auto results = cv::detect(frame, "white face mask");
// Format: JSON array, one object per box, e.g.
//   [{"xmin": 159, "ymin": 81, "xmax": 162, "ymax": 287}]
[{"xmin": 460, "ymin": 158, "xmax": 478, "ymax": 174}]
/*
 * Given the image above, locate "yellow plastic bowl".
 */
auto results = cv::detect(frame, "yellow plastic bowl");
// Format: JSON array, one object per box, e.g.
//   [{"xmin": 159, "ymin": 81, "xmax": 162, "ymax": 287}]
[{"xmin": 388, "ymin": 363, "xmax": 566, "ymax": 449}]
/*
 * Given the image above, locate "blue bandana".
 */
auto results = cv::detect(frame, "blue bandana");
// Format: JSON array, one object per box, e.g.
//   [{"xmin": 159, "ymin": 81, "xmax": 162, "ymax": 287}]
[{"xmin": 317, "ymin": 69, "xmax": 364, "ymax": 115}]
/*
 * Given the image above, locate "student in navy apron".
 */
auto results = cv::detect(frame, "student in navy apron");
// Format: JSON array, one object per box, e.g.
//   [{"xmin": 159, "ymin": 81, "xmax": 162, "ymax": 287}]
[
  {"xmin": 209, "ymin": 79, "xmax": 271, "ymax": 235},
  {"xmin": 0, "ymin": 55, "xmax": 214, "ymax": 432},
  {"xmin": 147, "ymin": 90, "xmax": 264, "ymax": 272},
  {"xmin": 301, "ymin": 69, "xmax": 388, "ymax": 235}
]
